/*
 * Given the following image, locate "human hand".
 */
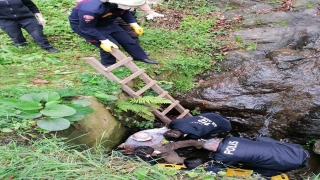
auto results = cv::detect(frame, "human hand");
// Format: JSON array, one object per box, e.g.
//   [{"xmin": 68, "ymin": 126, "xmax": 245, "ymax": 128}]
[
  {"xmin": 38, "ymin": 17, "xmax": 46, "ymax": 24},
  {"xmin": 130, "ymin": 23, "xmax": 144, "ymax": 35},
  {"xmin": 100, "ymin": 39, "xmax": 118, "ymax": 52},
  {"xmin": 118, "ymin": 143, "xmax": 125, "ymax": 148},
  {"xmin": 146, "ymin": 13, "xmax": 164, "ymax": 20}
]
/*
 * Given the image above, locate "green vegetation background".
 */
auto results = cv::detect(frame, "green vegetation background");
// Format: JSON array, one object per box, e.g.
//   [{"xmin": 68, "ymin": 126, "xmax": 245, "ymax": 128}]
[{"xmin": 1, "ymin": 0, "xmax": 318, "ymax": 179}]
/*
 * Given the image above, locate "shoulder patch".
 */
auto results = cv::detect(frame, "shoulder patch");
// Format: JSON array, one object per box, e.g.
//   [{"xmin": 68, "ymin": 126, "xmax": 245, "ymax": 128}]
[{"xmin": 83, "ymin": 15, "xmax": 94, "ymax": 22}]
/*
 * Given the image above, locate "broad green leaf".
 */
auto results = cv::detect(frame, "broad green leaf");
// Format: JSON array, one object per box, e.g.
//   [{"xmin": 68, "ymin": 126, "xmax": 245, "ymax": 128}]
[
  {"xmin": 39, "ymin": 92, "xmax": 60, "ymax": 102},
  {"xmin": 70, "ymin": 106, "xmax": 94, "ymax": 115},
  {"xmin": 15, "ymin": 101, "xmax": 42, "ymax": 110},
  {"xmin": 94, "ymin": 92, "xmax": 118, "ymax": 101},
  {"xmin": 56, "ymin": 89, "xmax": 77, "ymax": 97},
  {"xmin": 71, "ymin": 100, "xmax": 91, "ymax": 107},
  {"xmin": 37, "ymin": 118, "xmax": 70, "ymax": 131},
  {"xmin": 0, "ymin": 108, "xmax": 20, "ymax": 116},
  {"xmin": 45, "ymin": 101, "xmax": 61, "ymax": 106},
  {"xmin": 40, "ymin": 104, "xmax": 76, "ymax": 117},
  {"xmin": 64, "ymin": 114, "xmax": 85, "ymax": 121},
  {"xmin": 19, "ymin": 93, "xmax": 42, "ymax": 102},
  {"xmin": 1, "ymin": 128, "xmax": 13, "ymax": 133},
  {"xmin": 0, "ymin": 98, "xmax": 19, "ymax": 106},
  {"xmin": 16, "ymin": 110, "xmax": 42, "ymax": 119}
]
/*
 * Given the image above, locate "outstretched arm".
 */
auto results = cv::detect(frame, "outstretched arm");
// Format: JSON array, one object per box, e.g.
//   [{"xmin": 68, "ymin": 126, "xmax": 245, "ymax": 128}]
[
  {"xmin": 158, "ymin": 140, "xmax": 204, "ymax": 153},
  {"xmin": 137, "ymin": 3, "xmax": 164, "ymax": 20}
]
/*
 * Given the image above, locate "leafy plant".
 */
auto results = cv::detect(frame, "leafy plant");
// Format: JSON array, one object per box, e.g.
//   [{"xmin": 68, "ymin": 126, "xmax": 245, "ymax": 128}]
[
  {"xmin": 278, "ymin": 20, "xmax": 288, "ymax": 27},
  {"xmin": 307, "ymin": 4, "xmax": 313, "ymax": 9},
  {"xmin": 0, "ymin": 89, "xmax": 93, "ymax": 131},
  {"xmin": 115, "ymin": 96, "xmax": 171, "ymax": 120},
  {"xmin": 246, "ymin": 43, "xmax": 257, "ymax": 51},
  {"xmin": 77, "ymin": 72, "xmax": 121, "ymax": 100}
]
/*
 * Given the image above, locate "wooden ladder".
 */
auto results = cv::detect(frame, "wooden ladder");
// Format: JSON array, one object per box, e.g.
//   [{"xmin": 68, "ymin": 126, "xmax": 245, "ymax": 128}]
[{"xmin": 83, "ymin": 49, "xmax": 192, "ymax": 124}]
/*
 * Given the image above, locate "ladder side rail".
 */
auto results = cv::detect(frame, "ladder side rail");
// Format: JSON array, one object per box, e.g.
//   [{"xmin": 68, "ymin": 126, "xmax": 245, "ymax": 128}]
[{"xmin": 84, "ymin": 57, "xmax": 121, "ymax": 82}]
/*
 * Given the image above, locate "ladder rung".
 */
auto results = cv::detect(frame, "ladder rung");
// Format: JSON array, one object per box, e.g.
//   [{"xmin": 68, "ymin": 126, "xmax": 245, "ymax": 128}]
[
  {"xmin": 176, "ymin": 109, "xmax": 190, "ymax": 119},
  {"xmin": 161, "ymin": 100, "xmax": 180, "ymax": 116},
  {"xmin": 152, "ymin": 109, "xmax": 171, "ymax": 124},
  {"xmin": 118, "ymin": 57, "xmax": 133, "ymax": 63},
  {"xmin": 120, "ymin": 69, "xmax": 145, "ymax": 84},
  {"xmin": 135, "ymin": 80, "xmax": 157, "ymax": 96},
  {"xmin": 158, "ymin": 91, "xmax": 168, "ymax": 98},
  {"xmin": 103, "ymin": 57, "xmax": 133, "ymax": 71}
]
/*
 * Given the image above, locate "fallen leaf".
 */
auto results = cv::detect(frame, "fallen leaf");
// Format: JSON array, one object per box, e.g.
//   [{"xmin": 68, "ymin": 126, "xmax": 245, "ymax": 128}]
[{"xmin": 32, "ymin": 79, "xmax": 50, "ymax": 84}]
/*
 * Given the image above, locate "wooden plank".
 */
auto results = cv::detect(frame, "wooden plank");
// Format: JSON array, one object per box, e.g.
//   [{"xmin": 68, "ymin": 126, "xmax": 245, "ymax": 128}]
[
  {"xmin": 152, "ymin": 109, "xmax": 171, "ymax": 124},
  {"xmin": 176, "ymin": 109, "xmax": 191, "ymax": 119},
  {"xmin": 83, "ymin": 57, "xmax": 121, "ymax": 82},
  {"xmin": 135, "ymin": 80, "xmax": 157, "ymax": 96},
  {"xmin": 103, "ymin": 57, "xmax": 133, "ymax": 71},
  {"xmin": 120, "ymin": 69, "xmax": 145, "ymax": 84},
  {"xmin": 110, "ymin": 48, "xmax": 128, "ymax": 60},
  {"xmin": 158, "ymin": 91, "xmax": 168, "ymax": 98},
  {"xmin": 161, "ymin": 100, "xmax": 180, "ymax": 116},
  {"xmin": 121, "ymin": 84, "xmax": 140, "ymax": 98}
]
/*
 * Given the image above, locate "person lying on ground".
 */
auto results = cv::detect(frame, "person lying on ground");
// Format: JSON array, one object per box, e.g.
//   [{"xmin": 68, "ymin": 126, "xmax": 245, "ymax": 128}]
[
  {"xmin": 118, "ymin": 127, "xmax": 169, "ymax": 152},
  {"xmin": 131, "ymin": 139, "xmax": 205, "ymax": 164},
  {"xmin": 201, "ymin": 136, "xmax": 309, "ymax": 177},
  {"xmin": 163, "ymin": 113, "xmax": 232, "ymax": 141}
]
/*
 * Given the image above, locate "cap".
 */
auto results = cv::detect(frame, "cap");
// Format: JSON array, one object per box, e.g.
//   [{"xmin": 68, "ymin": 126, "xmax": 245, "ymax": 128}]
[
  {"xmin": 132, "ymin": 132, "xmax": 152, "ymax": 141},
  {"xmin": 108, "ymin": 0, "xmax": 145, "ymax": 6}
]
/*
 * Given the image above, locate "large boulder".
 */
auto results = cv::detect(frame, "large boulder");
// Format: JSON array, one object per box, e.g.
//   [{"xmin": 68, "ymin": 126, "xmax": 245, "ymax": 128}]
[
  {"xmin": 176, "ymin": 1, "xmax": 320, "ymax": 143},
  {"xmin": 61, "ymin": 96, "xmax": 128, "ymax": 151}
]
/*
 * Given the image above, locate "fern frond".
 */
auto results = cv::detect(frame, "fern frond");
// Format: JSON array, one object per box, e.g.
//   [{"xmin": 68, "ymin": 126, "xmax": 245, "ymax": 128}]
[
  {"xmin": 130, "ymin": 96, "xmax": 171, "ymax": 104},
  {"xmin": 115, "ymin": 101, "xmax": 155, "ymax": 120}
]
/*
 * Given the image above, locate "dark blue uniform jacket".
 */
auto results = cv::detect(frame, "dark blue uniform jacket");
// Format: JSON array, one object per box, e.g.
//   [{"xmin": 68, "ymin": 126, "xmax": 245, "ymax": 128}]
[
  {"xmin": 211, "ymin": 137, "xmax": 309, "ymax": 174},
  {"xmin": 168, "ymin": 113, "xmax": 232, "ymax": 139},
  {"xmin": 68, "ymin": 0, "xmax": 136, "ymax": 41},
  {"xmin": 0, "ymin": 0, "xmax": 40, "ymax": 20}
]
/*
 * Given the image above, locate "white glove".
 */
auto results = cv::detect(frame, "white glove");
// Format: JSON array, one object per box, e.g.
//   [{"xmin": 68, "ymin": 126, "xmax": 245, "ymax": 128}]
[{"xmin": 146, "ymin": 13, "xmax": 165, "ymax": 20}]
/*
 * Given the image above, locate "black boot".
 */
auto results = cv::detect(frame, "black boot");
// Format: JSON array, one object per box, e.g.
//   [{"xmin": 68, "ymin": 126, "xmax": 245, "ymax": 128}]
[
  {"xmin": 45, "ymin": 47, "xmax": 59, "ymax": 53},
  {"xmin": 136, "ymin": 59, "xmax": 158, "ymax": 64}
]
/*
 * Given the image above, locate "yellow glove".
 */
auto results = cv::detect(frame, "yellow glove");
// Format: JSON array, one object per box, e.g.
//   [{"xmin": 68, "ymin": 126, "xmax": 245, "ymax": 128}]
[
  {"xmin": 100, "ymin": 40, "xmax": 118, "ymax": 52},
  {"xmin": 130, "ymin": 23, "xmax": 143, "ymax": 35}
]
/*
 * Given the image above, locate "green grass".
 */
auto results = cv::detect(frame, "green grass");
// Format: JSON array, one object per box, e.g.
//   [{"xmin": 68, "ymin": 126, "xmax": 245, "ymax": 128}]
[
  {"xmin": 5, "ymin": 0, "xmax": 317, "ymax": 178},
  {"xmin": 0, "ymin": 136, "xmax": 273, "ymax": 180},
  {"xmin": 0, "ymin": 136, "xmax": 206, "ymax": 179},
  {"xmin": 0, "ymin": 0, "xmax": 223, "ymax": 95}
]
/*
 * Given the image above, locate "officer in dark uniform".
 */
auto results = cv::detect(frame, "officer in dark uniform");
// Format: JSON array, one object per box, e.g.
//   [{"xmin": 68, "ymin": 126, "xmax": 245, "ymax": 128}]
[
  {"xmin": 0, "ymin": 0, "xmax": 58, "ymax": 52},
  {"xmin": 68, "ymin": 0, "xmax": 158, "ymax": 67},
  {"xmin": 202, "ymin": 137, "xmax": 310, "ymax": 177},
  {"xmin": 163, "ymin": 113, "xmax": 232, "ymax": 141}
]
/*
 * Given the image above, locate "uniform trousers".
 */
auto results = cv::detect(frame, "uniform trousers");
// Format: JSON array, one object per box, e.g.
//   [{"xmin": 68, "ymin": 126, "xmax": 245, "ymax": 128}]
[
  {"xmin": 0, "ymin": 18, "xmax": 52, "ymax": 49},
  {"xmin": 70, "ymin": 22, "xmax": 147, "ymax": 66}
]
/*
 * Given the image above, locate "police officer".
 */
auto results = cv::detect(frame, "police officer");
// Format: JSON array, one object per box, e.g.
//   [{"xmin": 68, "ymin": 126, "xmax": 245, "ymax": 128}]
[
  {"xmin": 69, "ymin": 0, "xmax": 158, "ymax": 67},
  {"xmin": 163, "ymin": 113, "xmax": 232, "ymax": 141},
  {"xmin": 0, "ymin": 0, "xmax": 59, "ymax": 52},
  {"xmin": 202, "ymin": 137, "xmax": 310, "ymax": 177}
]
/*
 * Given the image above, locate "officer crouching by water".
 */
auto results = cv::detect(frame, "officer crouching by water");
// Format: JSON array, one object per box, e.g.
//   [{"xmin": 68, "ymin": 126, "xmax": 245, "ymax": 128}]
[
  {"xmin": 68, "ymin": 0, "xmax": 158, "ymax": 67},
  {"xmin": 184, "ymin": 136, "xmax": 309, "ymax": 178}
]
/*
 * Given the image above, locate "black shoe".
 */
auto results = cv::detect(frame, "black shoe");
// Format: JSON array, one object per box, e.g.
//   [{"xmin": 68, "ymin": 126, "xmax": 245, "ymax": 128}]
[
  {"xmin": 46, "ymin": 47, "xmax": 59, "ymax": 53},
  {"xmin": 136, "ymin": 58, "xmax": 158, "ymax": 64}
]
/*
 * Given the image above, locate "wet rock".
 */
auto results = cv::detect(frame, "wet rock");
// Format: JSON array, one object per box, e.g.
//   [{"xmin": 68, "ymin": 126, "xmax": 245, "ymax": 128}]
[
  {"xmin": 59, "ymin": 96, "xmax": 128, "ymax": 151},
  {"xmin": 314, "ymin": 140, "xmax": 320, "ymax": 155},
  {"xmin": 175, "ymin": 0, "xmax": 320, "ymax": 144}
]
